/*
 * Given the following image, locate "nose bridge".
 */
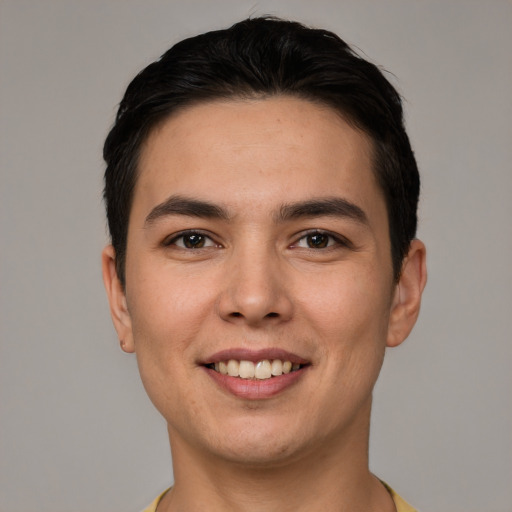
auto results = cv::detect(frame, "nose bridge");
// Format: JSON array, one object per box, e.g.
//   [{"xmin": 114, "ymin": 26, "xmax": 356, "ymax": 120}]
[{"xmin": 218, "ymin": 235, "xmax": 292, "ymax": 325}]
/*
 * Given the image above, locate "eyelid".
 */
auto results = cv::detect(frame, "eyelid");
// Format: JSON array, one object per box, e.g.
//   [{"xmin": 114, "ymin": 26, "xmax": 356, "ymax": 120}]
[
  {"xmin": 291, "ymin": 229, "xmax": 353, "ymax": 249},
  {"xmin": 162, "ymin": 229, "xmax": 220, "ymax": 248},
  {"xmin": 161, "ymin": 228, "xmax": 353, "ymax": 250}
]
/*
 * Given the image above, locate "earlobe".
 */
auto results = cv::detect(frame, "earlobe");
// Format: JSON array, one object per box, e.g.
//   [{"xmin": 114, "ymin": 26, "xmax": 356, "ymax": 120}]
[
  {"xmin": 386, "ymin": 239, "xmax": 427, "ymax": 348},
  {"xmin": 101, "ymin": 245, "xmax": 135, "ymax": 353}
]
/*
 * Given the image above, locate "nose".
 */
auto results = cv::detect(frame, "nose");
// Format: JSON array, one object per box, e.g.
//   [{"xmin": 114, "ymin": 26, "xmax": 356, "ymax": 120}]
[{"xmin": 217, "ymin": 245, "xmax": 293, "ymax": 327}]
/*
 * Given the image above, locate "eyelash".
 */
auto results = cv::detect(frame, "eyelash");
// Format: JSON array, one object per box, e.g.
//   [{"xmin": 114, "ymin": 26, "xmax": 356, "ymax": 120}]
[
  {"xmin": 162, "ymin": 229, "xmax": 352, "ymax": 251},
  {"xmin": 292, "ymin": 230, "xmax": 352, "ymax": 250},
  {"xmin": 162, "ymin": 230, "xmax": 219, "ymax": 249}
]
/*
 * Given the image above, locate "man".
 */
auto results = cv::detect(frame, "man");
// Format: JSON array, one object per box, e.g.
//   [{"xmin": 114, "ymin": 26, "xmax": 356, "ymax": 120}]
[{"xmin": 102, "ymin": 17, "xmax": 427, "ymax": 512}]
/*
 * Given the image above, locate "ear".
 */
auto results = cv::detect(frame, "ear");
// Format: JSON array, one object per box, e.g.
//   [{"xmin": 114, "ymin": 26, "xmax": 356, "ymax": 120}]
[
  {"xmin": 387, "ymin": 239, "xmax": 427, "ymax": 348},
  {"xmin": 101, "ymin": 245, "xmax": 135, "ymax": 353}
]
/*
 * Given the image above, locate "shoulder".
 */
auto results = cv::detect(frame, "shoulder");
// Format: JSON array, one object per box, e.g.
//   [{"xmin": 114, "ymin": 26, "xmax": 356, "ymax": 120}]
[
  {"xmin": 382, "ymin": 482, "xmax": 419, "ymax": 512},
  {"xmin": 141, "ymin": 485, "xmax": 418, "ymax": 512},
  {"xmin": 140, "ymin": 489, "xmax": 169, "ymax": 512}
]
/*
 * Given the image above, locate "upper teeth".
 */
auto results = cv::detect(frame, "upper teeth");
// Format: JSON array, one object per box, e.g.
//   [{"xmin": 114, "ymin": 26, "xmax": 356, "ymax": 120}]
[{"xmin": 213, "ymin": 359, "xmax": 300, "ymax": 380}]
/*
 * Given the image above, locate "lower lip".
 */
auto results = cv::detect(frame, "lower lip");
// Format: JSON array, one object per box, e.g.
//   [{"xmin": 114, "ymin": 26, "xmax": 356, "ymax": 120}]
[{"xmin": 204, "ymin": 366, "xmax": 308, "ymax": 400}]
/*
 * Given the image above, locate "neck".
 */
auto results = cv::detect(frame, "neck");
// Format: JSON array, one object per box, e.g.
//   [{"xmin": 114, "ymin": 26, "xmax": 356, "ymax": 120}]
[{"xmin": 158, "ymin": 402, "xmax": 395, "ymax": 512}]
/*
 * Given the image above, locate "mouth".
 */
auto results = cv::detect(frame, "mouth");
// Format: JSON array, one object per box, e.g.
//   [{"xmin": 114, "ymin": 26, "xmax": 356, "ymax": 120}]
[
  {"xmin": 201, "ymin": 349, "xmax": 310, "ymax": 399},
  {"xmin": 205, "ymin": 359, "xmax": 306, "ymax": 380}
]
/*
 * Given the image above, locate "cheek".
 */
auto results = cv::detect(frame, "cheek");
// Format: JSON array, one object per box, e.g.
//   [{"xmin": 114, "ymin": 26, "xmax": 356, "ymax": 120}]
[
  {"xmin": 126, "ymin": 275, "xmax": 208, "ymax": 420},
  {"xmin": 128, "ymin": 263, "xmax": 214, "ymax": 337},
  {"xmin": 297, "ymin": 265, "xmax": 392, "ymax": 356},
  {"xmin": 291, "ymin": 267, "xmax": 392, "ymax": 430},
  {"xmin": 302, "ymin": 264, "xmax": 390, "ymax": 318},
  {"xmin": 125, "ymin": 269, "xmax": 214, "ymax": 396}
]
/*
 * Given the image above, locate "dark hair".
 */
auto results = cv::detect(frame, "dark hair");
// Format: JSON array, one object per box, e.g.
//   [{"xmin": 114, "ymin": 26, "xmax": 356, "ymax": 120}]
[{"xmin": 104, "ymin": 16, "xmax": 419, "ymax": 286}]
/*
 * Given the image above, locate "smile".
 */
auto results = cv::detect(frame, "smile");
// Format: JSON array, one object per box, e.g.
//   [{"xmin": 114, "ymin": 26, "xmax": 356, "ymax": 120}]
[
  {"xmin": 206, "ymin": 359, "xmax": 303, "ymax": 380},
  {"xmin": 202, "ymin": 349, "xmax": 310, "ymax": 398}
]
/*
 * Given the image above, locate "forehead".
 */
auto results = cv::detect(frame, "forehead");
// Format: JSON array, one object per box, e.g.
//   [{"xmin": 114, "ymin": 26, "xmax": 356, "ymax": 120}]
[{"xmin": 134, "ymin": 96, "xmax": 383, "ymax": 221}]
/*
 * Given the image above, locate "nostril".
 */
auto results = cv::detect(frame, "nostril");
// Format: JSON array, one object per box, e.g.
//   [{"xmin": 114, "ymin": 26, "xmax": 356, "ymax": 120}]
[{"xmin": 228, "ymin": 311, "xmax": 278, "ymax": 319}]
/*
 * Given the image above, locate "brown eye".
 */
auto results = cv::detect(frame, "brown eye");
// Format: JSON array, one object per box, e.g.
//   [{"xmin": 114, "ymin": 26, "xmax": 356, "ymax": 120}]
[
  {"xmin": 306, "ymin": 233, "xmax": 329, "ymax": 248},
  {"xmin": 165, "ymin": 231, "xmax": 217, "ymax": 249},
  {"xmin": 182, "ymin": 233, "xmax": 206, "ymax": 248},
  {"xmin": 293, "ymin": 230, "xmax": 351, "ymax": 250}
]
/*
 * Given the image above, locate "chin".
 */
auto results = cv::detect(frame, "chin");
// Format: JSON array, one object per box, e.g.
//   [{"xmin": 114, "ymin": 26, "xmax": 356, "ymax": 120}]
[
  {"xmin": 200, "ymin": 416, "xmax": 320, "ymax": 468},
  {"xmin": 213, "ymin": 437, "xmax": 302, "ymax": 468}
]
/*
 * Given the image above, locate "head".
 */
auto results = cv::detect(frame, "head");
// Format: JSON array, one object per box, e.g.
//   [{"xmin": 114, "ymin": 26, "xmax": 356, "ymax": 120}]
[
  {"xmin": 103, "ymin": 16, "xmax": 419, "ymax": 287},
  {"xmin": 101, "ymin": 17, "xmax": 426, "ymax": 470}
]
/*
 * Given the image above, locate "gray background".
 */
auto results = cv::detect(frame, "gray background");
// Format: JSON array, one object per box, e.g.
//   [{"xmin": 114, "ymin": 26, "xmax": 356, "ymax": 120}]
[{"xmin": 1, "ymin": 1, "xmax": 511, "ymax": 511}]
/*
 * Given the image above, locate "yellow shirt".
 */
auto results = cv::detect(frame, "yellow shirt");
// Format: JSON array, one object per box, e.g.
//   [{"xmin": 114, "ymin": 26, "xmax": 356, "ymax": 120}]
[
  {"xmin": 385, "ymin": 484, "xmax": 418, "ymax": 512},
  {"xmin": 141, "ymin": 484, "xmax": 417, "ymax": 512}
]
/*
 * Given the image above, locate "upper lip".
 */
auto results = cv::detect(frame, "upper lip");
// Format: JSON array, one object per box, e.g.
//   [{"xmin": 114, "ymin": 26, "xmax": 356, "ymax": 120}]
[{"xmin": 201, "ymin": 348, "xmax": 310, "ymax": 365}]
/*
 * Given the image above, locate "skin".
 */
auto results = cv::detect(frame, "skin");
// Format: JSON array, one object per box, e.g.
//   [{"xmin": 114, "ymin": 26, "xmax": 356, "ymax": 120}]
[{"xmin": 103, "ymin": 96, "xmax": 427, "ymax": 511}]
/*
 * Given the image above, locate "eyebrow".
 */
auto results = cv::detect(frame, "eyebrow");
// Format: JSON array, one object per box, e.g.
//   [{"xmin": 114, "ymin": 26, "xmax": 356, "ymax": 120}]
[
  {"xmin": 145, "ymin": 195, "xmax": 230, "ymax": 226},
  {"xmin": 144, "ymin": 194, "xmax": 368, "ymax": 227},
  {"xmin": 277, "ymin": 197, "xmax": 368, "ymax": 225}
]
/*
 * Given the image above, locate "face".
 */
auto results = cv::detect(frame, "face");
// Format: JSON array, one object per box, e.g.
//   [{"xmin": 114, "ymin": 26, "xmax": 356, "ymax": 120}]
[{"xmin": 103, "ymin": 96, "xmax": 425, "ymax": 467}]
